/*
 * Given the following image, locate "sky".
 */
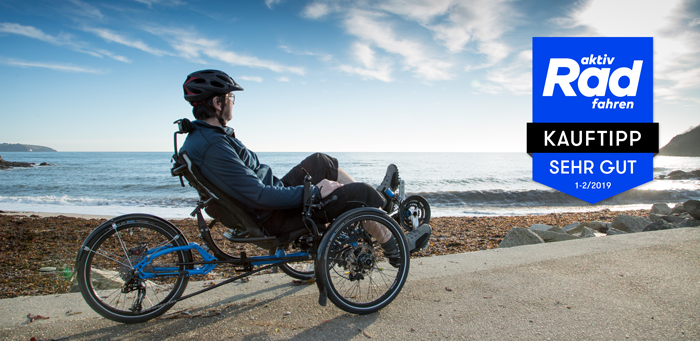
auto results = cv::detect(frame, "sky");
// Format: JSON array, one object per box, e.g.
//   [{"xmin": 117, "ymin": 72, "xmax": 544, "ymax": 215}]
[{"xmin": 0, "ymin": 0, "xmax": 698, "ymax": 152}]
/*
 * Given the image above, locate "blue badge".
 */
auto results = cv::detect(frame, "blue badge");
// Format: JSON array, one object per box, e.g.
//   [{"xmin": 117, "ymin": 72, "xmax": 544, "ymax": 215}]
[{"xmin": 528, "ymin": 37, "xmax": 657, "ymax": 204}]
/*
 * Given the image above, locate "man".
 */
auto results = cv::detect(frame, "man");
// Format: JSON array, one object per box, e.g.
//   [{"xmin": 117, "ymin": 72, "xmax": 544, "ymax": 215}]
[{"xmin": 180, "ymin": 70, "xmax": 430, "ymax": 266}]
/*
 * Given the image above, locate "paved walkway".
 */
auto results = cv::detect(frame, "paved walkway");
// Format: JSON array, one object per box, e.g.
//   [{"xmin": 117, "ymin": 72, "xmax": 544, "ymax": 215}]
[{"xmin": 1, "ymin": 228, "xmax": 699, "ymax": 340}]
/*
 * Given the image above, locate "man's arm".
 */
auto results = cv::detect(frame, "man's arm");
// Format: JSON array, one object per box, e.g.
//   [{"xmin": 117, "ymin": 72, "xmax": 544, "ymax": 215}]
[{"xmin": 199, "ymin": 141, "xmax": 315, "ymax": 210}]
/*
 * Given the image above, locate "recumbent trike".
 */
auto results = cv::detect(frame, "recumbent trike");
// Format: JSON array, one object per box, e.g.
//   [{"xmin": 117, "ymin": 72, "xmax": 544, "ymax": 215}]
[{"xmin": 74, "ymin": 119, "xmax": 431, "ymax": 323}]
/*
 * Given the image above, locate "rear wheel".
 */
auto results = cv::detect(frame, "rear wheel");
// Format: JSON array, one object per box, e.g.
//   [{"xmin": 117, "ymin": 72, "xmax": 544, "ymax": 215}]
[
  {"xmin": 76, "ymin": 217, "xmax": 191, "ymax": 323},
  {"xmin": 316, "ymin": 208, "xmax": 409, "ymax": 314}
]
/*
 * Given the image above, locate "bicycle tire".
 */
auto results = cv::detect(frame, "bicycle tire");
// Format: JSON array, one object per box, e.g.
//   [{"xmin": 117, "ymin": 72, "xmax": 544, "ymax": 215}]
[
  {"xmin": 316, "ymin": 208, "xmax": 409, "ymax": 314},
  {"xmin": 76, "ymin": 216, "xmax": 192, "ymax": 323},
  {"xmin": 398, "ymin": 195, "xmax": 431, "ymax": 232}
]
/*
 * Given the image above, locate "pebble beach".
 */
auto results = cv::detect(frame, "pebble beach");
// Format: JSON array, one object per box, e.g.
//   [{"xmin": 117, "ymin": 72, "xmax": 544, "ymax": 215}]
[{"xmin": 0, "ymin": 209, "xmax": 651, "ymax": 299}]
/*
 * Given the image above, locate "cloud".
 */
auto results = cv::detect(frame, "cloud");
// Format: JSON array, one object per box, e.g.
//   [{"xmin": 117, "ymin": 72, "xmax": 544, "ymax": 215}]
[
  {"xmin": 378, "ymin": 0, "xmax": 518, "ymax": 67},
  {"xmin": 0, "ymin": 22, "xmax": 131, "ymax": 63},
  {"xmin": 279, "ymin": 45, "xmax": 332, "ymax": 61},
  {"xmin": 343, "ymin": 9, "xmax": 453, "ymax": 81},
  {"xmin": 133, "ymin": 0, "xmax": 185, "ymax": 7},
  {"xmin": 276, "ymin": 76, "xmax": 290, "ymax": 82},
  {"xmin": 145, "ymin": 26, "xmax": 306, "ymax": 75},
  {"xmin": 302, "ymin": 2, "xmax": 332, "ymax": 19},
  {"xmin": 0, "ymin": 22, "xmax": 70, "ymax": 44},
  {"xmin": 67, "ymin": 0, "xmax": 104, "ymax": 20},
  {"xmin": 265, "ymin": 0, "xmax": 285, "ymax": 9},
  {"xmin": 85, "ymin": 27, "xmax": 171, "ymax": 56},
  {"xmin": 339, "ymin": 42, "xmax": 393, "ymax": 82},
  {"xmin": 479, "ymin": 50, "xmax": 532, "ymax": 95},
  {"xmin": 0, "ymin": 57, "xmax": 104, "ymax": 74},
  {"xmin": 238, "ymin": 76, "xmax": 263, "ymax": 83},
  {"xmin": 301, "ymin": 0, "xmax": 519, "ymax": 82}
]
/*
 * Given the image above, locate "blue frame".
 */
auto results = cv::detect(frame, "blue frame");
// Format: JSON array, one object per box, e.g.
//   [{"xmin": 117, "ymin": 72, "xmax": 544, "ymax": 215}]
[{"xmin": 134, "ymin": 243, "xmax": 311, "ymax": 279}]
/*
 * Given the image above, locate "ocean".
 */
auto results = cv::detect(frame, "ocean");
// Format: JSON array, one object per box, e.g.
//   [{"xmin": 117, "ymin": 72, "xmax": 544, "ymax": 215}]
[{"xmin": 1, "ymin": 152, "xmax": 699, "ymax": 218}]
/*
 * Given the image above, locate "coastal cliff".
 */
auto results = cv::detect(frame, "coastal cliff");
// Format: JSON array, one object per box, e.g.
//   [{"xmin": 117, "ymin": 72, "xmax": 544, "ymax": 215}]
[
  {"xmin": 659, "ymin": 125, "xmax": 700, "ymax": 156},
  {"xmin": 0, "ymin": 143, "xmax": 57, "ymax": 152}
]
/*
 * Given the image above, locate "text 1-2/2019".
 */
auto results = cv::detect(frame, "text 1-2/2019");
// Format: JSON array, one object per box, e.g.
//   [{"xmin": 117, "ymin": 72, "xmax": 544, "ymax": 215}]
[{"xmin": 575, "ymin": 181, "xmax": 612, "ymax": 189}]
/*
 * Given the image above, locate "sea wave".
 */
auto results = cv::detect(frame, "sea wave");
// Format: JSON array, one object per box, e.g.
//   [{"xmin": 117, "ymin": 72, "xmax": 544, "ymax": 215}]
[
  {"xmin": 415, "ymin": 188, "xmax": 700, "ymax": 208},
  {"xmin": 0, "ymin": 195, "xmax": 198, "ymax": 208}
]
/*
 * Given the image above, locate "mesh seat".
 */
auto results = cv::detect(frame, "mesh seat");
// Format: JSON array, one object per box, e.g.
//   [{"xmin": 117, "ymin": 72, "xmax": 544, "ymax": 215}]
[{"xmin": 172, "ymin": 152, "xmax": 267, "ymax": 238}]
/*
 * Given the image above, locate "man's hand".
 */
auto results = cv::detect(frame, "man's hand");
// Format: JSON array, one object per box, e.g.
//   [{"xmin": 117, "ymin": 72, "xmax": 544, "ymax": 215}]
[{"xmin": 316, "ymin": 179, "xmax": 343, "ymax": 198}]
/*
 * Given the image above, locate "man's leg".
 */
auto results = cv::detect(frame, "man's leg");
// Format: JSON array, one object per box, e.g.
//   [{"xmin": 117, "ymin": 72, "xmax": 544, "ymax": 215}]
[{"xmin": 337, "ymin": 168, "xmax": 355, "ymax": 184}]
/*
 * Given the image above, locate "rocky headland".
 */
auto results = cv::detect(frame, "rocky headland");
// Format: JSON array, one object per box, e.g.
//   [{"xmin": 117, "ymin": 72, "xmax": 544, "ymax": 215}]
[
  {"xmin": 0, "ymin": 155, "xmax": 51, "ymax": 170},
  {"xmin": 0, "ymin": 143, "xmax": 56, "ymax": 152},
  {"xmin": 659, "ymin": 124, "xmax": 700, "ymax": 156}
]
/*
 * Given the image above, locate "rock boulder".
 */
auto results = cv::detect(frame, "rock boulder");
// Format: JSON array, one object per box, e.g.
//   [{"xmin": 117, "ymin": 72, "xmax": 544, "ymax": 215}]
[
  {"xmin": 531, "ymin": 229, "xmax": 579, "ymax": 242},
  {"xmin": 683, "ymin": 200, "xmax": 700, "ymax": 219},
  {"xmin": 611, "ymin": 215, "xmax": 652, "ymax": 233},
  {"xmin": 499, "ymin": 228, "xmax": 545, "ymax": 248},
  {"xmin": 650, "ymin": 203, "xmax": 672, "ymax": 215}
]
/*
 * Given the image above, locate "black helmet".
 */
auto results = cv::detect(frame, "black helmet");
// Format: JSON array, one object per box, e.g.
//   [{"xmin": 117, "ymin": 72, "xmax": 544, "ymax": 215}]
[{"xmin": 183, "ymin": 69, "xmax": 243, "ymax": 105}]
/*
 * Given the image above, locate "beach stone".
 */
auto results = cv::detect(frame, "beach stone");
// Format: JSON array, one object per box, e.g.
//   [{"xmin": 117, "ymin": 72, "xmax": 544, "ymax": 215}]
[
  {"xmin": 611, "ymin": 215, "xmax": 652, "ymax": 233},
  {"xmin": 529, "ymin": 224, "xmax": 564, "ymax": 233},
  {"xmin": 683, "ymin": 200, "xmax": 700, "ymax": 219},
  {"xmin": 531, "ymin": 229, "xmax": 579, "ymax": 243},
  {"xmin": 671, "ymin": 203, "xmax": 686, "ymax": 214},
  {"xmin": 561, "ymin": 222, "xmax": 580, "ymax": 232},
  {"xmin": 642, "ymin": 220, "xmax": 677, "ymax": 232},
  {"xmin": 650, "ymin": 203, "xmax": 672, "ymax": 215},
  {"xmin": 578, "ymin": 227, "xmax": 597, "ymax": 238},
  {"xmin": 648, "ymin": 213, "xmax": 664, "ymax": 222},
  {"xmin": 606, "ymin": 228, "xmax": 628, "ymax": 235},
  {"xmin": 580, "ymin": 221, "xmax": 608, "ymax": 233},
  {"xmin": 661, "ymin": 215, "xmax": 686, "ymax": 224},
  {"xmin": 498, "ymin": 227, "xmax": 545, "ymax": 248},
  {"xmin": 529, "ymin": 224, "xmax": 555, "ymax": 231},
  {"xmin": 39, "ymin": 267, "xmax": 57, "ymax": 272},
  {"xmin": 679, "ymin": 218, "xmax": 700, "ymax": 227}
]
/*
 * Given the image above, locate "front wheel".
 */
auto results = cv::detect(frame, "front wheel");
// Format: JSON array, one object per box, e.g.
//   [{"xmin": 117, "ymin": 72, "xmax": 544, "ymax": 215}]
[
  {"xmin": 316, "ymin": 208, "xmax": 409, "ymax": 314},
  {"xmin": 76, "ymin": 215, "xmax": 192, "ymax": 323},
  {"xmin": 398, "ymin": 195, "xmax": 431, "ymax": 232}
]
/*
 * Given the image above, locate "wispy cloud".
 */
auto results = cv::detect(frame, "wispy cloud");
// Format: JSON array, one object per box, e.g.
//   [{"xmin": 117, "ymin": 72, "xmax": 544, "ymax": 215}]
[
  {"xmin": 301, "ymin": 0, "xmax": 518, "ymax": 82},
  {"xmin": 239, "ymin": 76, "xmax": 263, "ymax": 83},
  {"xmin": 0, "ymin": 22, "xmax": 71, "ymax": 44},
  {"xmin": 144, "ymin": 26, "xmax": 306, "ymax": 75},
  {"xmin": 279, "ymin": 45, "xmax": 332, "ymax": 61},
  {"xmin": 0, "ymin": 22, "xmax": 131, "ymax": 63},
  {"xmin": 67, "ymin": 0, "xmax": 104, "ymax": 20},
  {"xmin": 265, "ymin": 0, "xmax": 285, "ymax": 10},
  {"xmin": 339, "ymin": 42, "xmax": 393, "ymax": 82},
  {"xmin": 85, "ymin": 27, "xmax": 171, "ymax": 56},
  {"xmin": 0, "ymin": 57, "xmax": 104, "ymax": 74},
  {"xmin": 379, "ymin": 0, "xmax": 517, "ymax": 68},
  {"xmin": 302, "ymin": 2, "xmax": 332, "ymax": 19},
  {"xmin": 343, "ymin": 9, "xmax": 453, "ymax": 81},
  {"xmin": 276, "ymin": 76, "xmax": 290, "ymax": 82},
  {"xmin": 133, "ymin": 0, "xmax": 185, "ymax": 7},
  {"xmin": 479, "ymin": 50, "xmax": 532, "ymax": 95}
]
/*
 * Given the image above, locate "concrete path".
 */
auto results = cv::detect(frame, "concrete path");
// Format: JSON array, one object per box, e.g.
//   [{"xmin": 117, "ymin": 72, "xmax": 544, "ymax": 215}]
[{"xmin": 1, "ymin": 228, "xmax": 698, "ymax": 340}]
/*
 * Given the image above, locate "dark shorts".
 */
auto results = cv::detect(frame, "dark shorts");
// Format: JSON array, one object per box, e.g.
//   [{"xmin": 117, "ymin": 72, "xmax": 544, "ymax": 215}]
[{"xmin": 264, "ymin": 153, "xmax": 386, "ymax": 236}]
